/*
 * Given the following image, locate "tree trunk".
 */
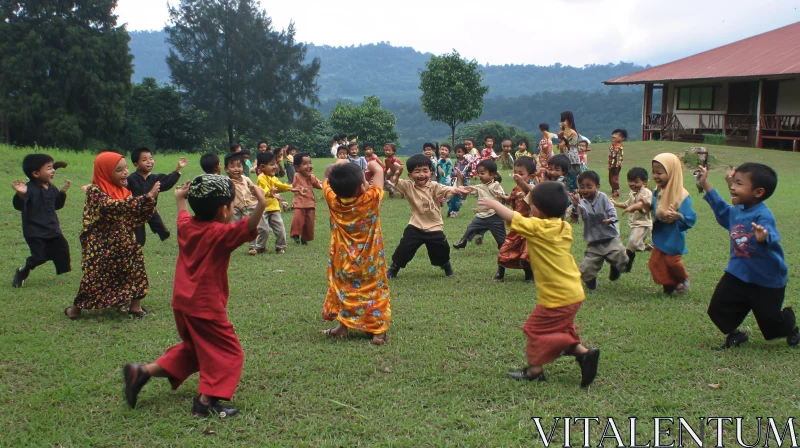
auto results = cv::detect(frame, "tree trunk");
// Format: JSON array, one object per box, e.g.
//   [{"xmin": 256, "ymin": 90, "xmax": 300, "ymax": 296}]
[{"xmin": 450, "ymin": 124, "xmax": 456, "ymax": 147}]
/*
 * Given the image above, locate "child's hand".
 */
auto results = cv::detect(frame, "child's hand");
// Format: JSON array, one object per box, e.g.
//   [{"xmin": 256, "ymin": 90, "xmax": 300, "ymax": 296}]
[
  {"xmin": 81, "ymin": 184, "xmax": 91, "ymax": 193},
  {"xmin": 662, "ymin": 204, "xmax": 680, "ymax": 223},
  {"xmin": 568, "ymin": 192, "xmax": 580, "ymax": 207},
  {"xmin": 512, "ymin": 173, "xmax": 523, "ymax": 182},
  {"xmin": 270, "ymin": 186, "xmax": 278, "ymax": 196},
  {"xmin": 477, "ymin": 198, "xmax": 498, "ymax": 210},
  {"xmin": 12, "ymin": 180, "xmax": 27, "ymax": 195},
  {"xmin": 177, "ymin": 157, "xmax": 189, "ymax": 170},
  {"xmin": 752, "ymin": 222, "xmax": 769, "ymax": 243},
  {"xmin": 175, "ymin": 180, "xmax": 191, "ymax": 199},
  {"xmin": 146, "ymin": 181, "xmax": 161, "ymax": 200},
  {"xmin": 603, "ymin": 218, "xmax": 614, "ymax": 225},
  {"xmin": 725, "ymin": 167, "xmax": 736, "ymax": 180},
  {"xmin": 60, "ymin": 180, "xmax": 71, "ymax": 193}
]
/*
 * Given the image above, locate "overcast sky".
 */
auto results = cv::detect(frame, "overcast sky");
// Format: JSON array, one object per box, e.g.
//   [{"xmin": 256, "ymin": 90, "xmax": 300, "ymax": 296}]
[{"xmin": 115, "ymin": 0, "xmax": 799, "ymax": 66}]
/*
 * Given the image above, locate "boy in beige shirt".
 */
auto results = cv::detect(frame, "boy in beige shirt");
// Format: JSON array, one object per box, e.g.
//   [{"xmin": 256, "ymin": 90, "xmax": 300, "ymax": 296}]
[
  {"xmin": 612, "ymin": 167, "xmax": 653, "ymax": 271},
  {"xmin": 387, "ymin": 155, "xmax": 470, "ymax": 279},
  {"xmin": 453, "ymin": 160, "xmax": 507, "ymax": 250}
]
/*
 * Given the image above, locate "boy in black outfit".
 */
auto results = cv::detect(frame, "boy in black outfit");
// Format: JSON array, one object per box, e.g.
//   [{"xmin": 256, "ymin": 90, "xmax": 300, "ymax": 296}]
[
  {"xmin": 127, "ymin": 147, "xmax": 188, "ymax": 246},
  {"xmin": 200, "ymin": 153, "xmax": 221, "ymax": 175},
  {"xmin": 12, "ymin": 154, "xmax": 72, "ymax": 288}
]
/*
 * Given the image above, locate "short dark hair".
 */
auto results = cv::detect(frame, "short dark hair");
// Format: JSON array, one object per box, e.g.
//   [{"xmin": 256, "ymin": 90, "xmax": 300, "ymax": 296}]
[
  {"xmin": 293, "ymin": 152, "xmax": 311, "ymax": 167},
  {"xmin": 328, "ymin": 163, "xmax": 364, "ymax": 198},
  {"xmin": 224, "ymin": 153, "xmax": 244, "ymax": 168},
  {"xmin": 464, "ymin": 138, "xmax": 476, "ymax": 145},
  {"xmin": 256, "ymin": 151, "xmax": 276, "ymax": 167},
  {"xmin": 439, "ymin": 143, "xmax": 451, "ymax": 151},
  {"xmin": 539, "ymin": 123, "xmax": 550, "ymax": 132},
  {"xmin": 514, "ymin": 156, "xmax": 536, "ymax": 174},
  {"xmin": 612, "ymin": 129, "xmax": 628, "ymax": 140},
  {"xmin": 517, "ymin": 138, "xmax": 529, "ymax": 150},
  {"xmin": 131, "ymin": 147, "xmax": 152, "ymax": 164},
  {"xmin": 22, "ymin": 154, "xmax": 54, "ymax": 180},
  {"xmin": 577, "ymin": 170, "xmax": 600, "ymax": 186},
  {"xmin": 454, "ymin": 143, "xmax": 466, "ymax": 153},
  {"xmin": 363, "ymin": 142, "xmax": 374, "ymax": 150},
  {"xmin": 577, "ymin": 140, "xmax": 588, "ymax": 147},
  {"xmin": 406, "ymin": 154, "xmax": 434, "ymax": 172},
  {"xmin": 188, "ymin": 176, "xmax": 235, "ymax": 221},
  {"xmin": 384, "ymin": 143, "xmax": 396, "ymax": 152},
  {"xmin": 287, "ymin": 145, "xmax": 297, "ymax": 153},
  {"xmin": 200, "ymin": 153, "xmax": 220, "ymax": 174},
  {"xmin": 257, "ymin": 141, "xmax": 267, "ymax": 148},
  {"xmin": 337, "ymin": 145, "xmax": 349, "ymax": 155},
  {"xmin": 422, "ymin": 142, "xmax": 435, "ymax": 151},
  {"xmin": 531, "ymin": 182, "xmax": 569, "ymax": 218},
  {"xmin": 230, "ymin": 143, "xmax": 241, "ymax": 153},
  {"xmin": 239, "ymin": 148, "xmax": 251, "ymax": 156},
  {"xmin": 627, "ymin": 167, "xmax": 648, "ymax": 182},
  {"xmin": 477, "ymin": 159, "xmax": 498, "ymax": 174},
  {"xmin": 348, "ymin": 142, "xmax": 359, "ymax": 150},
  {"xmin": 736, "ymin": 163, "xmax": 778, "ymax": 202},
  {"xmin": 548, "ymin": 154, "xmax": 570, "ymax": 173},
  {"xmin": 484, "ymin": 135, "xmax": 494, "ymax": 142}
]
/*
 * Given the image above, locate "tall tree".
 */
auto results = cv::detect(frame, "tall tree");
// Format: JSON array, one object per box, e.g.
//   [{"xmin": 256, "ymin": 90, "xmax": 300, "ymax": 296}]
[
  {"xmin": 419, "ymin": 51, "xmax": 489, "ymax": 146},
  {"xmin": 0, "ymin": 0, "xmax": 132, "ymax": 147},
  {"xmin": 328, "ymin": 96, "xmax": 400, "ymax": 155},
  {"xmin": 166, "ymin": 0, "xmax": 320, "ymax": 145}
]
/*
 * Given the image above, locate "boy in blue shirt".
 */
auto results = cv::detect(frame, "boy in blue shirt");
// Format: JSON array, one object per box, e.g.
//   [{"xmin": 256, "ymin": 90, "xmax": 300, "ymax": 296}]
[{"xmin": 698, "ymin": 164, "xmax": 799, "ymax": 348}]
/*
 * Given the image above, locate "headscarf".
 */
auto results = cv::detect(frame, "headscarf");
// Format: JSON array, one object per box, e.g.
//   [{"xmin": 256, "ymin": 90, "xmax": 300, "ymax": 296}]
[
  {"xmin": 188, "ymin": 174, "xmax": 234, "ymax": 201},
  {"xmin": 653, "ymin": 153, "xmax": 689, "ymax": 220},
  {"xmin": 92, "ymin": 152, "xmax": 131, "ymax": 200}
]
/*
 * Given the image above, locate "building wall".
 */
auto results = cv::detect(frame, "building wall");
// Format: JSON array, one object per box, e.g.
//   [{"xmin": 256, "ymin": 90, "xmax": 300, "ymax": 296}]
[
  {"xmin": 776, "ymin": 78, "xmax": 800, "ymax": 115},
  {"xmin": 666, "ymin": 81, "xmax": 729, "ymax": 130}
]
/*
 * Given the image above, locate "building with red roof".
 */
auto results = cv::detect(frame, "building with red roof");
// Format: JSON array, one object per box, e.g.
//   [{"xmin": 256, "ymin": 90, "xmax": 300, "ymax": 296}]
[{"xmin": 606, "ymin": 21, "xmax": 800, "ymax": 150}]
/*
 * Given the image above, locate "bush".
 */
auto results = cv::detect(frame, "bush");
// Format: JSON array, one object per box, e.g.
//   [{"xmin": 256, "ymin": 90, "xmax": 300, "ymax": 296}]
[
  {"xmin": 681, "ymin": 147, "xmax": 719, "ymax": 169},
  {"xmin": 703, "ymin": 134, "xmax": 726, "ymax": 145}
]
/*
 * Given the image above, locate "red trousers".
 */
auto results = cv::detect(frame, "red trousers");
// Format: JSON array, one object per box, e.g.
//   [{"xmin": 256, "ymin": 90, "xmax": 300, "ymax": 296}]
[
  {"xmin": 523, "ymin": 302, "xmax": 582, "ymax": 365},
  {"xmin": 609, "ymin": 167, "xmax": 621, "ymax": 192},
  {"xmin": 290, "ymin": 208, "xmax": 315, "ymax": 242},
  {"xmin": 156, "ymin": 310, "xmax": 244, "ymax": 401},
  {"xmin": 648, "ymin": 247, "xmax": 689, "ymax": 287}
]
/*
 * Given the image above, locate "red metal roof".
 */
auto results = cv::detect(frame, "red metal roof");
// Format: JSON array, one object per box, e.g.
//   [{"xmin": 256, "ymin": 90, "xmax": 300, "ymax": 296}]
[{"xmin": 605, "ymin": 21, "xmax": 800, "ymax": 85}]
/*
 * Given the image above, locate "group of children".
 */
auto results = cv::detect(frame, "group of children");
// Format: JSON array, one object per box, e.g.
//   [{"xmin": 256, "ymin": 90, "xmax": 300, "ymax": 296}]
[{"xmin": 10, "ymin": 130, "xmax": 799, "ymax": 419}]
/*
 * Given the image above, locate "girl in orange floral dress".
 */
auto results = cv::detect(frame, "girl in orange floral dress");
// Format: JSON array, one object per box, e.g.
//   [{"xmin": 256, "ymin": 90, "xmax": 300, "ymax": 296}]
[
  {"xmin": 321, "ymin": 160, "xmax": 390, "ymax": 345},
  {"xmin": 495, "ymin": 157, "xmax": 536, "ymax": 282}
]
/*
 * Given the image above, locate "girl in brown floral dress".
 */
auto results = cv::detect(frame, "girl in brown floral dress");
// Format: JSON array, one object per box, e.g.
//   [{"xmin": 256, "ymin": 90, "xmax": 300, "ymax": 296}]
[
  {"xmin": 495, "ymin": 157, "xmax": 536, "ymax": 282},
  {"xmin": 64, "ymin": 152, "xmax": 159, "ymax": 320}
]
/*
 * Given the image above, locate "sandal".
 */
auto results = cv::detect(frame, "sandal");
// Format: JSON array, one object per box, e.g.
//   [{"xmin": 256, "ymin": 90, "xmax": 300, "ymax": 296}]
[
  {"xmin": 371, "ymin": 332, "xmax": 388, "ymax": 345},
  {"xmin": 128, "ymin": 308, "xmax": 148, "ymax": 319},
  {"xmin": 321, "ymin": 325, "xmax": 348, "ymax": 339},
  {"xmin": 64, "ymin": 307, "xmax": 80, "ymax": 320}
]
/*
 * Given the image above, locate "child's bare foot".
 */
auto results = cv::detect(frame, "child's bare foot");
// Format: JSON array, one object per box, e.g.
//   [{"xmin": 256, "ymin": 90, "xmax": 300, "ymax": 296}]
[
  {"xmin": 322, "ymin": 323, "xmax": 348, "ymax": 339},
  {"xmin": 247, "ymin": 248, "xmax": 257, "ymax": 256},
  {"xmin": 371, "ymin": 332, "xmax": 388, "ymax": 345}
]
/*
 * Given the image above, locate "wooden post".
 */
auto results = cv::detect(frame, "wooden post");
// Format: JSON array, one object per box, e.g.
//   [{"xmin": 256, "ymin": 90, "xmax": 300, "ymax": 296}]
[
  {"xmin": 756, "ymin": 80, "xmax": 763, "ymax": 148},
  {"xmin": 642, "ymin": 84, "xmax": 653, "ymax": 141}
]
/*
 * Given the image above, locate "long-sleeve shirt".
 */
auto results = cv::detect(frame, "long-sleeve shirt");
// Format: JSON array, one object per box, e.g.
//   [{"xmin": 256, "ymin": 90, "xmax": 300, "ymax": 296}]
[
  {"xmin": 622, "ymin": 188, "xmax": 653, "ymax": 228},
  {"xmin": 12, "ymin": 182, "xmax": 67, "ymax": 239},
  {"xmin": 257, "ymin": 173, "xmax": 292, "ymax": 212},
  {"xmin": 608, "ymin": 144, "xmax": 623, "ymax": 169},
  {"xmin": 292, "ymin": 173, "xmax": 322, "ymax": 209},
  {"xmin": 651, "ymin": 192, "xmax": 696, "ymax": 255},
  {"xmin": 436, "ymin": 159, "xmax": 453, "ymax": 185},
  {"xmin": 573, "ymin": 192, "xmax": 620, "ymax": 243},
  {"xmin": 394, "ymin": 179, "xmax": 458, "ymax": 232},
  {"xmin": 230, "ymin": 176, "xmax": 258, "ymax": 211},
  {"xmin": 704, "ymin": 188, "xmax": 787, "ymax": 288},
  {"xmin": 481, "ymin": 148, "xmax": 498, "ymax": 160},
  {"xmin": 470, "ymin": 181, "xmax": 506, "ymax": 218},
  {"xmin": 127, "ymin": 171, "xmax": 182, "ymax": 204}
]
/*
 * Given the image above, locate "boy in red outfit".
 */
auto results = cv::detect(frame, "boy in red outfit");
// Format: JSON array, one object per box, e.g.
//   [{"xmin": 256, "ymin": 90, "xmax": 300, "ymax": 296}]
[{"xmin": 123, "ymin": 174, "xmax": 266, "ymax": 418}]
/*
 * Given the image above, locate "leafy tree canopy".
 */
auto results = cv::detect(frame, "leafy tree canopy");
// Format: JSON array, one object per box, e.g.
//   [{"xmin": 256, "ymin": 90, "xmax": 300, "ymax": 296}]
[{"xmin": 328, "ymin": 96, "xmax": 400, "ymax": 155}]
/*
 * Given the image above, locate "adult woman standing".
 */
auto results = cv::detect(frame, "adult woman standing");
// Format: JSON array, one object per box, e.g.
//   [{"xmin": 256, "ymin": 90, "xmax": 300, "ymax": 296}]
[{"xmin": 559, "ymin": 111, "xmax": 582, "ymax": 192}]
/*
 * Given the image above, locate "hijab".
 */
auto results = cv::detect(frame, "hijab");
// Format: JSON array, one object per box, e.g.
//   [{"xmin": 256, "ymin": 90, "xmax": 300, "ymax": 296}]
[
  {"xmin": 92, "ymin": 152, "xmax": 131, "ymax": 200},
  {"xmin": 653, "ymin": 153, "xmax": 688, "ymax": 220}
]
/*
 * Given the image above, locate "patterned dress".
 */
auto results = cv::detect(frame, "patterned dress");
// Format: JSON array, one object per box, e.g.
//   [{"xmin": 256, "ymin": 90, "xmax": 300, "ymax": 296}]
[
  {"xmin": 537, "ymin": 137, "xmax": 552, "ymax": 169},
  {"xmin": 564, "ymin": 129, "xmax": 582, "ymax": 192},
  {"xmin": 322, "ymin": 183, "xmax": 391, "ymax": 334},
  {"xmin": 73, "ymin": 186, "xmax": 155, "ymax": 310},
  {"xmin": 497, "ymin": 186, "xmax": 532, "ymax": 269}
]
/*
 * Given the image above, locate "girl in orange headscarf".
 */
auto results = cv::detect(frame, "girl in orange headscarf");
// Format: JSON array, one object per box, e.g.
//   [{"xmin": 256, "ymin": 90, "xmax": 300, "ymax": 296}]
[
  {"xmin": 64, "ymin": 152, "xmax": 160, "ymax": 320},
  {"xmin": 646, "ymin": 153, "xmax": 697, "ymax": 295}
]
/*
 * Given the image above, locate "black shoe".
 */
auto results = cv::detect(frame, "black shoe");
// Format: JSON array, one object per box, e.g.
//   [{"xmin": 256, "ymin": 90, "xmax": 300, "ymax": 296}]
[
  {"xmin": 787, "ymin": 327, "xmax": 799, "ymax": 347},
  {"xmin": 291, "ymin": 235, "xmax": 301, "ymax": 244},
  {"xmin": 475, "ymin": 236, "xmax": 483, "ymax": 246},
  {"xmin": 453, "ymin": 239, "xmax": 467, "ymax": 249},
  {"xmin": 12, "ymin": 267, "xmax": 29, "ymax": 288},
  {"xmin": 192, "ymin": 395, "xmax": 239, "ymax": 419},
  {"xmin": 508, "ymin": 367, "xmax": 546, "ymax": 382},
  {"xmin": 576, "ymin": 348, "xmax": 600, "ymax": 388},
  {"xmin": 609, "ymin": 265, "xmax": 621, "ymax": 282},
  {"xmin": 625, "ymin": 250, "xmax": 635, "ymax": 272},
  {"xmin": 663, "ymin": 285, "xmax": 676, "ymax": 295},
  {"xmin": 386, "ymin": 263, "xmax": 400, "ymax": 279},
  {"xmin": 123, "ymin": 363, "xmax": 151, "ymax": 409},
  {"xmin": 493, "ymin": 266, "xmax": 505, "ymax": 281},
  {"xmin": 523, "ymin": 265, "xmax": 534, "ymax": 283},
  {"xmin": 442, "ymin": 262, "xmax": 454, "ymax": 277},
  {"xmin": 722, "ymin": 330, "xmax": 749, "ymax": 349},
  {"xmin": 585, "ymin": 278, "xmax": 597, "ymax": 290},
  {"xmin": 158, "ymin": 230, "xmax": 171, "ymax": 241}
]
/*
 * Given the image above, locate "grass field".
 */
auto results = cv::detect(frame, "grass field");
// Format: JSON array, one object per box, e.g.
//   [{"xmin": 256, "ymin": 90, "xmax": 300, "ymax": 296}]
[{"xmin": 0, "ymin": 141, "xmax": 798, "ymax": 447}]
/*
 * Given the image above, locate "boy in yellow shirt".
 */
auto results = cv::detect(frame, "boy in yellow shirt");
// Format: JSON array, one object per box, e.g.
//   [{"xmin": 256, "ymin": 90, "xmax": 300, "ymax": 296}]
[
  {"xmin": 479, "ymin": 181, "xmax": 600, "ymax": 387},
  {"xmin": 256, "ymin": 152, "xmax": 299, "ymax": 254}
]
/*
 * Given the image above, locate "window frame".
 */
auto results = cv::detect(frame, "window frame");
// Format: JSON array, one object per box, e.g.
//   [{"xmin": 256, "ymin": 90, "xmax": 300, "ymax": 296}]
[{"xmin": 676, "ymin": 86, "xmax": 716, "ymax": 111}]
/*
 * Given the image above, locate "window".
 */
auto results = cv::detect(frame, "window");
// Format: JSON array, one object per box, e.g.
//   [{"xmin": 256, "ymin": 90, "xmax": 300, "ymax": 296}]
[{"xmin": 677, "ymin": 87, "xmax": 715, "ymax": 110}]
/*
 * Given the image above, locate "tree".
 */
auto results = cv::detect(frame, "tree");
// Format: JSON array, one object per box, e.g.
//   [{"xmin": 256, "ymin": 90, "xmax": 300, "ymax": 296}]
[
  {"xmin": 0, "ymin": 0, "xmax": 133, "ymax": 147},
  {"xmin": 454, "ymin": 121, "xmax": 536, "ymax": 148},
  {"xmin": 328, "ymin": 96, "xmax": 400, "ymax": 155},
  {"xmin": 419, "ymin": 51, "xmax": 489, "ymax": 146},
  {"xmin": 166, "ymin": 0, "xmax": 320, "ymax": 146}
]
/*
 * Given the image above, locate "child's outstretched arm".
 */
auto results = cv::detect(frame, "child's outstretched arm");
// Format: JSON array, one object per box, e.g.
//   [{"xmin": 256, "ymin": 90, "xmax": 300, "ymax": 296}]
[
  {"xmin": 512, "ymin": 173, "xmax": 533, "ymax": 193},
  {"xmin": 477, "ymin": 198, "xmax": 513, "ymax": 223},
  {"xmin": 12, "ymin": 180, "xmax": 27, "ymax": 200},
  {"xmin": 248, "ymin": 184, "xmax": 267, "ymax": 232},
  {"xmin": 174, "ymin": 180, "xmax": 191, "ymax": 213},
  {"xmin": 367, "ymin": 160, "xmax": 384, "ymax": 189},
  {"xmin": 602, "ymin": 195, "xmax": 619, "ymax": 225}
]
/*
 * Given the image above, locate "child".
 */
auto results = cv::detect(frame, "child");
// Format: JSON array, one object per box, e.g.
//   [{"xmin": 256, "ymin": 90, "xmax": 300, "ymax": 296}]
[
  {"xmin": 284, "ymin": 145, "xmax": 298, "ymax": 183},
  {"xmin": 453, "ymin": 160, "xmax": 507, "ymax": 250},
  {"xmin": 448, "ymin": 144, "xmax": 470, "ymax": 218},
  {"xmin": 464, "ymin": 138, "xmax": 480, "ymax": 177},
  {"xmin": 537, "ymin": 123, "xmax": 554, "ymax": 168},
  {"xmin": 386, "ymin": 155, "xmax": 470, "ymax": 278},
  {"xmin": 577, "ymin": 140, "xmax": 590, "ymax": 172},
  {"xmin": 290, "ymin": 153, "xmax": 323, "ymax": 244},
  {"xmin": 481, "ymin": 136, "xmax": 498, "ymax": 161},
  {"xmin": 64, "ymin": 152, "xmax": 158, "ymax": 320},
  {"xmin": 537, "ymin": 153, "xmax": 570, "ymax": 188},
  {"xmin": 499, "ymin": 139, "xmax": 515, "ymax": 170},
  {"xmin": 478, "ymin": 182, "xmax": 600, "ymax": 387},
  {"xmin": 11, "ymin": 154, "xmax": 71, "ymax": 288},
  {"xmin": 608, "ymin": 129, "xmax": 626, "ymax": 198},
  {"xmin": 240, "ymin": 148, "xmax": 252, "ymax": 177},
  {"xmin": 256, "ymin": 152, "xmax": 298, "ymax": 254},
  {"xmin": 224, "ymin": 153, "xmax": 269, "ymax": 255},
  {"xmin": 515, "ymin": 139, "xmax": 533, "ymax": 160},
  {"xmin": 437, "ymin": 144, "xmax": 453, "ymax": 185},
  {"xmin": 348, "ymin": 142, "xmax": 368, "ymax": 172},
  {"xmin": 646, "ymin": 153, "xmax": 697, "ymax": 295},
  {"xmin": 495, "ymin": 156, "xmax": 536, "ymax": 282},
  {"xmin": 612, "ymin": 167, "xmax": 653, "ymax": 272},
  {"xmin": 331, "ymin": 135, "xmax": 341, "ymax": 158},
  {"xmin": 363, "ymin": 142, "xmax": 385, "ymax": 184},
  {"xmin": 560, "ymin": 111, "xmax": 582, "ymax": 192},
  {"xmin": 229, "ymin": 144, "xmax": 247, "ymax": 176},
  {"xmin": 423, "ymin": 142, "xmax": 438, "ymax": 169},
  {"xmin": 123, "ymin": 174, "xmax": 267, "ymax": 418},
  {"xmin": 697, "ymin": 164, "xmax": 799, "ymax": 348},
  {"xmin": 384, "ymin": 143, "xmax": 403, "ymax": 187},
  {"xmin": 569, "ymin": 171, "xmax": 629, "ymax": 291},
  {"xmin": 128, "ymin": 147, "xmax": 188, "ymax": 246},
  {"xmin": 200, "ymin": 153, "xmax": 221, "ymax": 175},
  {"xmin": 320, "ymin": 161, "xmax": 390, "ymax": 345},
  {"xmin": 336, "ymin": 145, "xmax": 349, "ymax": 160}
]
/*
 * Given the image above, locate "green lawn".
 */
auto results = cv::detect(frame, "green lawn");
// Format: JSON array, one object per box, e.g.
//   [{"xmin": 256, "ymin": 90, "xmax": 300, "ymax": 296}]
[{"xmin": 0, "ymin": 142, "xmax": 798, "ymax": 447}]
